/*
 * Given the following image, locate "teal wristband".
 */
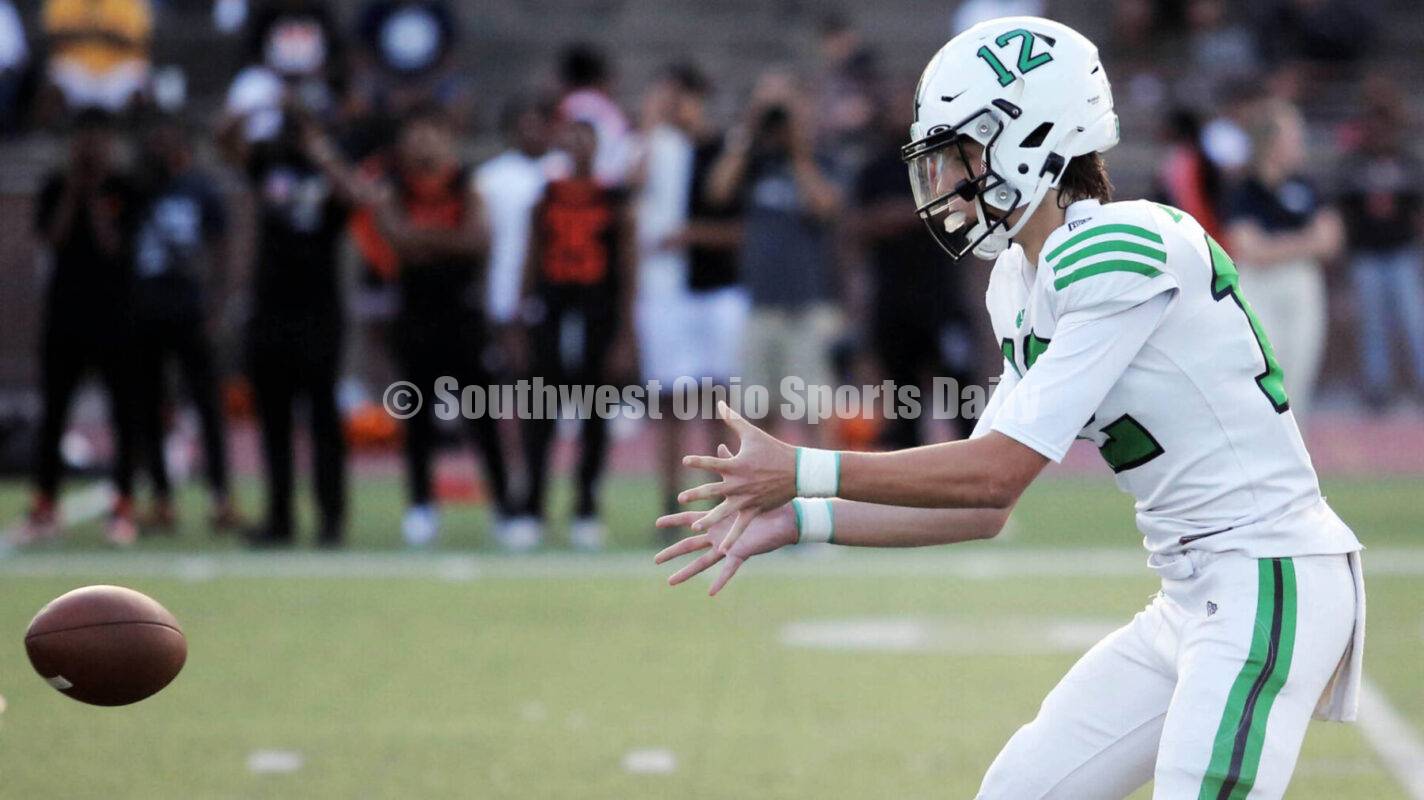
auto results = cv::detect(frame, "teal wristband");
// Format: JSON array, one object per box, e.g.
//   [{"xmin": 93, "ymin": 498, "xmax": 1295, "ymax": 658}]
[
  {"xmin": 795, "ymin": 447, "xmax": 841, "ymax": 498},
  {"xmin": 793, "ymin": 497, "xmax": 834, "ymax": 544}
]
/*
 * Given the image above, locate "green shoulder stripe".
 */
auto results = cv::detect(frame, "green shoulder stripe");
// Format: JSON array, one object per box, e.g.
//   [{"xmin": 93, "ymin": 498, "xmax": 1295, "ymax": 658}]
[
  {"xmin": 1045, "ymin": 223, "xmax": 1164, "ymax": 263},
  {"xmin": 1054, "ymin": 260, "xmax": 1163, "ymax": 291},
  {"xmin": 1050, "ymin": 239, "xmax": 1168, "ymax": 273}
]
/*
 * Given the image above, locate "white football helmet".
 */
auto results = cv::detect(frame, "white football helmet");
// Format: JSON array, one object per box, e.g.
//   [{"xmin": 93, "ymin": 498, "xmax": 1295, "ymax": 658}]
[{"xmin": 902, "ymin": 17, "xmax": 1119, "ymax": 259}]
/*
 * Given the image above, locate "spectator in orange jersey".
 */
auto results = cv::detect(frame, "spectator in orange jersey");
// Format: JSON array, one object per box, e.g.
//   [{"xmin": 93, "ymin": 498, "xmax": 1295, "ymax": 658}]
[
  {"xmin": 346, "ymin": 106, "xmax": 514, "ymax": 547},
  {"xmin": 517, "ymin": 120, "xmax": 636, "ymax": 550}
]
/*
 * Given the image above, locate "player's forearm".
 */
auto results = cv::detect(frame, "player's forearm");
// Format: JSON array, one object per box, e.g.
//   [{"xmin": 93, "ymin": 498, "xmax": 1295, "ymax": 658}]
[
  {"xmin": 791, "ymin": 155, "xmax": 842, "ymax": 219},
  {"xmin": 825, "ymin": 500, "xmax": 1009, "ymax": 546},
  {"xmin": 389, "ymin": 225, "xmax": 484, "ymax": 261},
  {"xmin": 1312, "ymin": 211, "xmax": 1345, "ymax": 260},
  {"xmin": 680, "ymin": 219, "xmax": 741, "ymax": 249},
  {"xmin": 837, "ymin": 433, "xmax": 1046, "ymax": 510},
  {"xmin": 1228, "ymin": 223, "xmax": 1322, "ymax": 267},
  {"xmin": 706, "ymin": 139, "xmax": 749, "ymax": 207}
]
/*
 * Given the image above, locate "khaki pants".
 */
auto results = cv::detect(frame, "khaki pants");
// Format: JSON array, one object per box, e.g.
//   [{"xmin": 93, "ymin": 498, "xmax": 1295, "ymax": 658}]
[
  {"xmin": 1239, "ymin": 260, "xmax": 1326, "ymax": 420},
  {"xmin": 742, "ymin": 304, "xmax": 841, "ymax": 423}
]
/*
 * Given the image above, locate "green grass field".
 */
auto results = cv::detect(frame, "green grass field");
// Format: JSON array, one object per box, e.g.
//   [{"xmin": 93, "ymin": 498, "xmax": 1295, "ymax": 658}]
[{"xmin": 0, "ymin": 476, "xmax": 1419, "ymax": 798}]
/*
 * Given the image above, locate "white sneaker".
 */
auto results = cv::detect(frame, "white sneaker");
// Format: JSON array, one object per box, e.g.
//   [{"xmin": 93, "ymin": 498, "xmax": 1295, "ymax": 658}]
[
  {"xmin": 495, "ymin": 515, "xmax": 543, "ymax": 553},
  {"xmin": 569, "ymin": 516, "xmax": 606, "ymax": 552},
  {"xmin": 402, "ymin": 505, "xmax": 440, "ymax": 547}
]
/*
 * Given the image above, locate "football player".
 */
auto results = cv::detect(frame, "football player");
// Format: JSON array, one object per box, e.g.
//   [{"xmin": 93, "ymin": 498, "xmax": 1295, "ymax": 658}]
[{"xmin": 656, "ymin": 17, "xmax": 1364, "ymax": 800}]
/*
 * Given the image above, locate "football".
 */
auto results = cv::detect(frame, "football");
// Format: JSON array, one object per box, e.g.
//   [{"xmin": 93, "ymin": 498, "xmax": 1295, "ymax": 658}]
[{"xmin": 24, "ymin": 586, "xmax": 187, "ymax": 707}]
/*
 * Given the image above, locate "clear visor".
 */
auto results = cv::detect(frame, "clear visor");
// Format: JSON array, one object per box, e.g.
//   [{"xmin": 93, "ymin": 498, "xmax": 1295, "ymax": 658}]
[
  {"xmin": 901, "ymin": 112, "xmax": 1012, "ymax": 260},
  {"xmin": 907, "ymin": 146, "xmax": 970, "ymax": 213}
]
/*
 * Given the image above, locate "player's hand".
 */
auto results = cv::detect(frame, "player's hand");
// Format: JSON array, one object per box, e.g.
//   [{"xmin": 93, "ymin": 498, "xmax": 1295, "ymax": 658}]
[
  {"xmin": 678, "ymin": 402, "xmax": 796, "ymax": 555},
  {"xmin": 655, "ymin": 463, "xmax": 798, "ymax": 596}
]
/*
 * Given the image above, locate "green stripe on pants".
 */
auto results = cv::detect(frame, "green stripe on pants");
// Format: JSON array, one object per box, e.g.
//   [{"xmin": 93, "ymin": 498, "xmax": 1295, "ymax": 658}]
[{"xmin": 1198, "ymin": 558, "xmax": 1298, "ymax": 800}]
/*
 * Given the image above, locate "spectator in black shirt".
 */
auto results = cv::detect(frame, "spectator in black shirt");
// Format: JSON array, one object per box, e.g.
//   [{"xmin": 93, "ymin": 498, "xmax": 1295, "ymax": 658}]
[
  {"xmin": 131, "ymin": 119, "xmax": 240, "ymax": 533},
  {"xmin": 231, "ymin": 110, "xmax": 351, "ymax": 547},
  {"xmin": 19, "ymin": 112, "xmax": 141, "ymax": 546},
  {"xmin": 1222, "ymin": 99, "xmax": 1343, "ymax": 420},
  {"xmin": 852, "ymin": 98, "xmax": 976, "ymax": 446},
  {"xmin": 1337, "ymin": 90, "xmax": 1424, "ymax": 409}
]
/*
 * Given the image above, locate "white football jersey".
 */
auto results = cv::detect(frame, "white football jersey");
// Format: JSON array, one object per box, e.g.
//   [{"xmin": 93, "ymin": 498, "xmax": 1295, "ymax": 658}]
[{"xmin": 982, "ymin": 199, "xmax": 1360, "ymax": 557}]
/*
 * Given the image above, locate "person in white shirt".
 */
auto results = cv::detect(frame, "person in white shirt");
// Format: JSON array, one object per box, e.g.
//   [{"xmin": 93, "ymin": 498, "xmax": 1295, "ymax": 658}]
[
  {"xmin": 477, "ymin": 99, "xmax": 557, "ymax": 331},
  {"xmin": 473, "ymin": 98, "xmax": 557, "ymax": 551},
  {"xmin": 632, "ymin": 64, "xmax": 749, "ymax": 532}
]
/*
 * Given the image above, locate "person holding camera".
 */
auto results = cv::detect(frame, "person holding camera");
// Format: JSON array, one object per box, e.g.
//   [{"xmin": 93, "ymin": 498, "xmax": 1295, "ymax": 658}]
[
  {"xmin": 706, "ymin": 71, "xmax": 845, "ymax": 442},
  {"xmin": 18, "ymin": 112, "xmax": 142, "ymax": 546}
]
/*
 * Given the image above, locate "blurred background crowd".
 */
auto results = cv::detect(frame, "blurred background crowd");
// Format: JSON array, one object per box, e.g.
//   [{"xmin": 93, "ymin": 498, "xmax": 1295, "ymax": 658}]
[{"xmin": 0, "ymin": 0, "xmax": 1420, "ymax": 551}]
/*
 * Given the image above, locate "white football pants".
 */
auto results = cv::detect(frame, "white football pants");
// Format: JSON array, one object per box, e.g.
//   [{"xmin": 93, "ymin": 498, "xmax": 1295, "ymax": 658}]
[{"xmin": 977, "ymin": 549, "xmax": 1362, "ymax": 800}]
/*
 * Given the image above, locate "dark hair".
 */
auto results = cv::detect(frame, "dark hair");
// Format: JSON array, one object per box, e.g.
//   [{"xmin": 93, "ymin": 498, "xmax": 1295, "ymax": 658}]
[
  {"xmin": 559, "ymin": 43, "xmax": 609, "ymax": 88},
  {"xmin": 1057, "ymin": 152, "xmax": 1113, "ymax": 205},
  {"xmin": 71, "ymin": 108, "xmax": 117, "ymax": 133},
  {"xmin": 1165, "ymin": 107, "xmax": 1220, "ymax": 207},
  {"xmin": 664, "ymin": 62, "xmax": 710, "ymax": 96},
  {"xmin": 818, "ymin": 12, "xmax": 853, "ymax": 37},
  {"xmin": 499, "ymin": 96, "xmax": 555, "ymax": 134},
  {"xmin": 401, "ymin": 102, "xmax": 452, "ymax": 130},
  {"xmin": 565, "ymin": 118, "xmax": 597, "ymax": 137}
]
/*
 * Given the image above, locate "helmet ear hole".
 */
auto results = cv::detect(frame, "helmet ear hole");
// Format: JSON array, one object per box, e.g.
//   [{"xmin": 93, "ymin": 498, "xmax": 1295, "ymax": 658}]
[{"xmin": 1019, "ymin": 122, "xmax": 1054, "ymax": 149}]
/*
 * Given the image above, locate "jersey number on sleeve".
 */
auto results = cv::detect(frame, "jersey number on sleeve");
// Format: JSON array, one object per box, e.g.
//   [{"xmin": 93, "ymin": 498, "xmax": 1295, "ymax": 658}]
[{"xmin": 1205, "ymin": 235, "xmax": 1291, "ymax": 412}]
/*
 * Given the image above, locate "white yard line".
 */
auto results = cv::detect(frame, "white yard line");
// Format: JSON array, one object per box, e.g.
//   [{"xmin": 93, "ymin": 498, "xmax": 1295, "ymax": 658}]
[
  {"xmin": 2, "ymin": 546, "xmax": 1424, "ymax": 580},
  {"xmin": 1358, "ymin": 679, "xmax": 1424, "ymax": 800}
]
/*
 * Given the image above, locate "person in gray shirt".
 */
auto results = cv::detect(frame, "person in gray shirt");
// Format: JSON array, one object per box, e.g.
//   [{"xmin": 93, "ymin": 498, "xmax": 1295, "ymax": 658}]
[{"xmin": 706, "ymin": 72, "xmax": 844, "ymax": 440}]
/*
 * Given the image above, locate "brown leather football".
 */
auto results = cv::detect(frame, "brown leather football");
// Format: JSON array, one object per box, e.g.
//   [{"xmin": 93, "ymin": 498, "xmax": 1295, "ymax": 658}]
[{"xmin": 25, "ymin": 585, "xmax": 187, "ymax": 706}]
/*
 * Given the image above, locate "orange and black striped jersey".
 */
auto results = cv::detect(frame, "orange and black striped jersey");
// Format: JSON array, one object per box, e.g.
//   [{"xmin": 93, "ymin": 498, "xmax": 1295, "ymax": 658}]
[{"xmin": 533, "ymin": 178, "xmax": 624, "ymax": 290}]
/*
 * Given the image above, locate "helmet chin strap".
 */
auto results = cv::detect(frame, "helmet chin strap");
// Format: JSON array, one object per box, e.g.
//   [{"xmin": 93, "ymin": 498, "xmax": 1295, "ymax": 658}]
[{"xmin": 965, "ymin": 178, "xmax": 1056, "ymax": 260}]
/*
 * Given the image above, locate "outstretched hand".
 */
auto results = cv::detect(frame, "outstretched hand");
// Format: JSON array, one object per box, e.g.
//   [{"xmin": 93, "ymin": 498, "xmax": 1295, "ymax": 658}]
[
  {"xmin": 676, "ymin": 402, "xmax": 797, "ymax": 555},
  {"xmin": 654, "ymin": 447, "xmax": 798, "ymax": 596}
]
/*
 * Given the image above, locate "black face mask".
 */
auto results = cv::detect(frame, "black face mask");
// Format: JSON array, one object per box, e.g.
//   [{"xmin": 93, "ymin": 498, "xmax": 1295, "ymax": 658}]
[{"xmin": 901, "ymin": 115, "xmax": 1018, "ymax": 261}]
